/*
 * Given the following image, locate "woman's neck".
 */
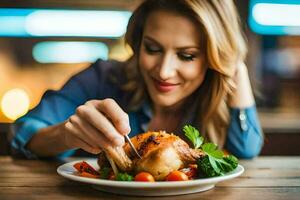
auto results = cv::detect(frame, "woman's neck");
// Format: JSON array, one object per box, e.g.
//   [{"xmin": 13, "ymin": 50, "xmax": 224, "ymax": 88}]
[
  {"xmin": 147, "ymin": 114, "xmax": 181, "ymax": 133},
  {"xmin": 148, "ymin": 99, "xmax": 188, "ymax": 133},
  {"xmin": 154, "ymin": 102, "xmax": 184, "ymax": 117}
]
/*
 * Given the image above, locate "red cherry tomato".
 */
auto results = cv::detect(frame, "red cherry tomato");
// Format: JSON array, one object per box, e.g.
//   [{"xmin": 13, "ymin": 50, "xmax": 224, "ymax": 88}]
[
  {"xmin": 134, "ymin": 172, "xmax": 155, "ymax": 182},
  {"xmin": 166, "ymin": 170, "xmax": 189, "ymax": 181}
]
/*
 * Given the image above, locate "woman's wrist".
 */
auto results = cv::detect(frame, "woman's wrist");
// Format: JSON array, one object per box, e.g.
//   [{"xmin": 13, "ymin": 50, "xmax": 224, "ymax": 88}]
[{"xmin": 26, "ymin": 122, "xmax": 71, "ymax": 157}]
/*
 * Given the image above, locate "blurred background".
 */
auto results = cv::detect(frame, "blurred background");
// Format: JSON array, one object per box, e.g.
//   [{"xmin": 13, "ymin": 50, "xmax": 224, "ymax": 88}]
[{"xmin": 0, "ymin": 0, "xmax": 299, "ymax": 155}]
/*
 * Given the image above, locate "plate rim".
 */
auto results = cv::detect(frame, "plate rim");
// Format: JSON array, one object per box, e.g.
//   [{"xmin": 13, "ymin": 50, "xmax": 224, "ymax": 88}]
[{"xmin": 57, "ymin": 159, "xmax": 244, "ymax": 188}]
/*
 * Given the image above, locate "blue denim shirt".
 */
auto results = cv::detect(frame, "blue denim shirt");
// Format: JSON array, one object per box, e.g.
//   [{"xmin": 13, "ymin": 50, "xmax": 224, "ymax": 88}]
[{"xmin": 11, "ymin": 59, "xmax": 263, "ymax": 159}]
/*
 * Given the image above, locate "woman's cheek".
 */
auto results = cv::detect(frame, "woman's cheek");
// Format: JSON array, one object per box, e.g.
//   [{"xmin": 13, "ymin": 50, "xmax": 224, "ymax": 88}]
[
  {"xmin": 181, "ymin": 66, "xmax": 202, "ymax": 79},
  {"xmin": 180, "ymin": 64, "xmax": 207, "ymax": 84},
  {"xmin": 139, "ymin": 54, "xmax": 156, "ymax": 71}
]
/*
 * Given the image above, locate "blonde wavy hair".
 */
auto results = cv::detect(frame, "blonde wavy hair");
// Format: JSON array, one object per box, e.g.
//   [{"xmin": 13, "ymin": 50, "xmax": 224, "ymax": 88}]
[{"xmin": 121, "ymin": 0, "xmax": 247, "ymax": 148}]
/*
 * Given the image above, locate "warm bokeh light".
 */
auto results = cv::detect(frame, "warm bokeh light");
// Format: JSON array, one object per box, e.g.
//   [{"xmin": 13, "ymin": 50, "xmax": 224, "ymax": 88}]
[
  {"xmin": 109, "ymin": 40, "xmax": 133, "ymax": 61},
  {"xmin": 1, "ymin": 88, "xmax": 30, "ymax": 120}
]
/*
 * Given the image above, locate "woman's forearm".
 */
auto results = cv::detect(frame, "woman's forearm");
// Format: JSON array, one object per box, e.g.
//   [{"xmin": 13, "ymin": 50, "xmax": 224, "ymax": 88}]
[
  {"xmin": 229, "ymin": 63, "xmax": 255, "ymax": 108},
  {"xmin": 26, "ymin": 122, "xmax": 70, "ymax": 157},
  {"xmin": 226, "ymin": 106, "xmax": 263, "ymax": 159}
]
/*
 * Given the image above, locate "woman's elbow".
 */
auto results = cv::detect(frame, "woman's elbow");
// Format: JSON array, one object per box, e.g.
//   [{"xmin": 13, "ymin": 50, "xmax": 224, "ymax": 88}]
[
  {"xmin": 237, "ymin": 146, "xmax": 261, "ymax": 159},
  {"xmin": 236, "ymin": 138, "xmax": 263, "ymax": 159}
]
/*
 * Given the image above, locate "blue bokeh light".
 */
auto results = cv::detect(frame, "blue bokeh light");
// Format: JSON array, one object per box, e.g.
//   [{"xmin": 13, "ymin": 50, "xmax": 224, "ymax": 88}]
[{"xmin": 0, "ymin": 8, "xmax": 132, "ymax": 37}]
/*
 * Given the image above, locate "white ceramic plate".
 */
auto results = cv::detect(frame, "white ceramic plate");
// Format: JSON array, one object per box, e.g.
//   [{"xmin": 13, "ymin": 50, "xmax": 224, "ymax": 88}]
[{"xmin": 57, "ymin": 159, "xmax": 244, "ymax": 196}]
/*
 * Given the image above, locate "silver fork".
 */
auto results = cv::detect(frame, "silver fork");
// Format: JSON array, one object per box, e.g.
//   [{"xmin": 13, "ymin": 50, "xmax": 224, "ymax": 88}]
[{"xmin": 124, "ymin": 135, "xmax": 142, "ymax": 159}]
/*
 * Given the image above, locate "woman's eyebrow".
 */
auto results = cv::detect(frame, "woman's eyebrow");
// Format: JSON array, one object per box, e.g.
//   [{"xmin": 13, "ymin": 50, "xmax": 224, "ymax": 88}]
[
  {"xmin": 143, "ymin": 36, "xmax": 162, "ymax": 46},
  {"xmin": 143, "ymin": 35, "xmax": 200, "ymax": 51}
]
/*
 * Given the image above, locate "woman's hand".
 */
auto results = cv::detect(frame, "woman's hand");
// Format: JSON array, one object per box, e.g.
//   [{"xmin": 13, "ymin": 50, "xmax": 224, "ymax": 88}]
[
  {"xmin": 228, "ymin": 62, "xmax": 255, "ymax": 108},
  {"xmin": 63, "ymin": 98, "xmax": 131, "ymax": 154}
]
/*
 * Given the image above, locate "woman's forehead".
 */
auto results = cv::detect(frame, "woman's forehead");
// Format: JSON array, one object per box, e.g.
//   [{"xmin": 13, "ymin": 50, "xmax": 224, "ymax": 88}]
[{"xmin": 143, "ymin": 10, "xmax": 202, "ymax": 47}]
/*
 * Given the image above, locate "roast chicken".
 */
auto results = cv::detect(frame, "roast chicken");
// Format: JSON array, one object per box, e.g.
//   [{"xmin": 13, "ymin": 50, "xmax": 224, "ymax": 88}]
[{"xmin": 98, "ymin": 131, "xmax": 205, "ymax": 180}]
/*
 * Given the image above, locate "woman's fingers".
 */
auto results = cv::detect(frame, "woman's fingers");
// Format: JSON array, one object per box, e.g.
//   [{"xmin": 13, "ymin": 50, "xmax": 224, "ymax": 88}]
[
  {"xmin": 64, "ymin": 98, "xmax": 131, "ymax": 153},
  {"xmin": 64, "ymin": 121, "xmax": 101, "ymax": 154},
  {"xmin": 88, "ymin": 99, "xmax": 131, "ymax": 136},
  {"xmin": 69, "ymin": 115, "xmax": 101, "ymax": 148},
  {"xmin": 75, "ymin": 138, "xmax": 101, "ymax": 155},
  {"xmin": 70, "ymin": 115, "xmax": 111, "ymax": 149},
  {"xmin": 75, "ymin": 103, "xmax": 125, "ymax": 146}
]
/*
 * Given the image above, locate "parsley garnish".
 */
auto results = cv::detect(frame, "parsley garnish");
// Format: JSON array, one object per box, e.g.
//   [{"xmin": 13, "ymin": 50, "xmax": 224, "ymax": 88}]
[
  {"xmin": 183, "ymin": 125, "xmax": 238, "ymax": 177},
  {"xmin": 183, "ymin": 125, "xmax": 204, "ymax": 149}
]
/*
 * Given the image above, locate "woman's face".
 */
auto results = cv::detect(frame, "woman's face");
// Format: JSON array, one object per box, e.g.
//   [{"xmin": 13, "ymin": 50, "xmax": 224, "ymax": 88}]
[{"xmin": 139, "ymin": 10, "xmax": 207, "ymax": 109}]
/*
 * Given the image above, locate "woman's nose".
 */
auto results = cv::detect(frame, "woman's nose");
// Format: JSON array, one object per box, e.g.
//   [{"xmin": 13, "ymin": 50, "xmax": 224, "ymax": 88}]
[{"xmin": 158, "ymin": 53, "xmax": 176, "ymax": 80}]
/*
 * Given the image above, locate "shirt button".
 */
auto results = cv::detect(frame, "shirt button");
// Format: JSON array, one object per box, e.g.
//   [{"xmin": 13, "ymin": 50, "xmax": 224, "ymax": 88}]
[{"xmin": 239, "ymin": 109, "xmax": 248, "ymax": 132}]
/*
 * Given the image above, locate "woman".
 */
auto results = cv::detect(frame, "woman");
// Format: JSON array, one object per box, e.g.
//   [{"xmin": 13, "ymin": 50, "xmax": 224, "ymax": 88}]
[{"xmin": 12, "ymin": 0, "xmax": 263, "ymax": 159}]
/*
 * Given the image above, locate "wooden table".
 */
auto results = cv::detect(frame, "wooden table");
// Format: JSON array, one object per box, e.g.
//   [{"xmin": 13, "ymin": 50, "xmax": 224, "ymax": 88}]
[{"xmin": 0, "ymin": 156, "xmax": 299, "ymax": 200}]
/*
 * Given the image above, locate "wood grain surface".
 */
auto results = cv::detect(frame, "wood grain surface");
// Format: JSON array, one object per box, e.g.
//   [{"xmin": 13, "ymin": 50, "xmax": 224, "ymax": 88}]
[{"xmin": 0, "ymin": 156, "xmax": 299, "ymax": 200}]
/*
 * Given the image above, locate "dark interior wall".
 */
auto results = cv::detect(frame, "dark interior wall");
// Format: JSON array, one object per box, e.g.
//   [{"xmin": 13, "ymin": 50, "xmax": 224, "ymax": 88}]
[
  {"xmin": 0, "ymin": 124, "xmax": 10, "ymax": 155},
  {"xmin": 261, "ymin": 132, "xmax": 300, "ymax": 156}
]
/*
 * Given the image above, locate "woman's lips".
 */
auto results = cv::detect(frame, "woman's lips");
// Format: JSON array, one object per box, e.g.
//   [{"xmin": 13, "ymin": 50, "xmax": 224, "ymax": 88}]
[{"xmin": 153, "ymin": 79, "xmax": 180, "ymax": 92}]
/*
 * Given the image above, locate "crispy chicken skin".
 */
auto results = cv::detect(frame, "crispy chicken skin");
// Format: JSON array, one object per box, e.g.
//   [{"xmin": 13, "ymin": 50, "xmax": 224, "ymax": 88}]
[
  {"xmin": 103, "ymin": 146, "xmax": 133, "ymax": 172},
  {"xmin": 98, "ymin": 131, "xmax": 204, "ymax": 180}
]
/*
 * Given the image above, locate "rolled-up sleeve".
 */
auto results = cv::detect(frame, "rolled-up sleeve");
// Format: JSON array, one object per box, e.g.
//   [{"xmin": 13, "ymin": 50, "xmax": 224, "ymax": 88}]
[
  {"xmin": 11, "ymin": 60, "xmax": 106, "ymax": 158},
  {"xmin": 225, "ymin": 105, "xmax": 263, "ymax": 159}
]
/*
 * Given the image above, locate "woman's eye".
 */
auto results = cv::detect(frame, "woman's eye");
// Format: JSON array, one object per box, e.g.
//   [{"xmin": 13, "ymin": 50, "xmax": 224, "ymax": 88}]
[
  {"xmin": 178, "ymin": 53, "xmax": 196, "ymax": 61},
  {"xmin": 144, "ymin": 44, "xmax": 161, "ymax": 54}
]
